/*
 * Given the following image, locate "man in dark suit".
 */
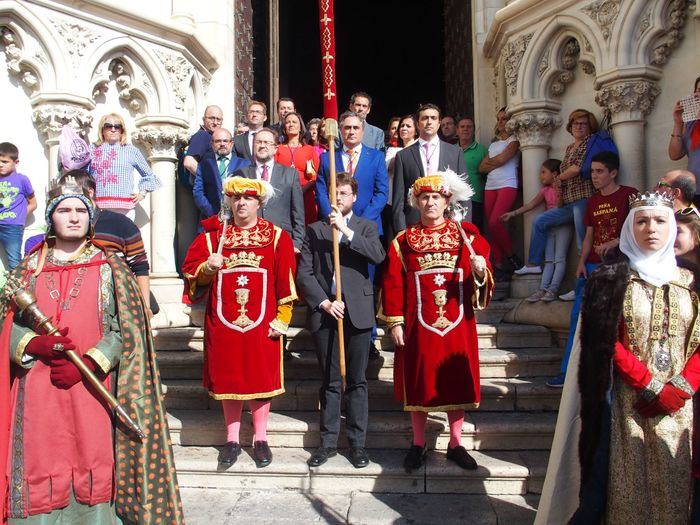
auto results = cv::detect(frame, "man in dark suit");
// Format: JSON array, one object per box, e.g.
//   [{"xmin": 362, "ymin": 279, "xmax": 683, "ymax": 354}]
[
  {"xmin": 193, "ymin": 127, "xmax": 250, "ymax": 220},
  {"xmin": 297, "ymin": 173, "xmax": 385, "ymax": 469},
  {"xmin": 316, "ymin": 111, "xmax": 389, "ymax": 236},
  {"xmin": 232, "ymin": 100, "xmax": 267, "ymax": 162},
  {"xmin": 234, "ymin": 127, "xmax": 305, "ymax": 251},
  {"xmin": 392, "ymin": 103, "xmax": 469, "ymax": 233}
]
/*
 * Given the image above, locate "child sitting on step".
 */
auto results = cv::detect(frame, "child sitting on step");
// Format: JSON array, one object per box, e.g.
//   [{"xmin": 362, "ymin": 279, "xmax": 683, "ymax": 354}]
[{"xmin": 500, "ymin": 159, "xmax": 572, "ymax": 302}]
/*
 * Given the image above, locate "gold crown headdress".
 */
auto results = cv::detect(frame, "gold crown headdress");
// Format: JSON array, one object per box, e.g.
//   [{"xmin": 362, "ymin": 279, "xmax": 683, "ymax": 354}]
[
  {"xmin": 44, "ymin": 175, "xmax": 95, "ymax": 226},
  {"xmin": 628, "ymin": 191, "xmax": 675, "ymax": 210}
]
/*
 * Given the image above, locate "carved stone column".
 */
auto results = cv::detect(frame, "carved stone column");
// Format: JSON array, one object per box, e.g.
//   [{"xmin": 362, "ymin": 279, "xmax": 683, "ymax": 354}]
[
  {"xmin": 31, "ymin": 102, "xmax": 93, "ymax": 181},
  {"xmin": 595, "ymin": 78, "xmax": 660, "ymax": 191},
  {"xmin": 132, "ymin": 123, "xmax": 189, "ymax": 278},
  {"xmin": 507, "ymin": 108, "xmax": 561, "ymax": 247}
]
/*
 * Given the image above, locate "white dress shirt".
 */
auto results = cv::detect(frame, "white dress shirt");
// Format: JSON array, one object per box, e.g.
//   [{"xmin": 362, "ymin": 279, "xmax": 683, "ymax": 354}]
[{"xmin": 342, "ymin": 144, "xmax": 362, "ymax": 173}]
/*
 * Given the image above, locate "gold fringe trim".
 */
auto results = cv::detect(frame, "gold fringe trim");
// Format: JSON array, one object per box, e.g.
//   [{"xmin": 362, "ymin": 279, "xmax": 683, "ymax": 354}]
[
  {"xmin": 403, "ymin": 402, "xmax": 479, "ymax": 412},
  {"xmin": 15, "ymin": 332, "xmax": 38, "ymax": 365},
  {"xmin": 86, "ymin": 347, "xmax": 112, "ymax": 374},
  {"xmin": 208, "ymin": 387, "xmax": 285, "ymax": 401}
]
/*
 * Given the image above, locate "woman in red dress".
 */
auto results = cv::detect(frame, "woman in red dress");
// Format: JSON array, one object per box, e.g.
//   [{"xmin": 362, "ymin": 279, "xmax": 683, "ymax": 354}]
[{"xmin": 274, "ymin": 112, "xmax": 320, "ymax": 225}]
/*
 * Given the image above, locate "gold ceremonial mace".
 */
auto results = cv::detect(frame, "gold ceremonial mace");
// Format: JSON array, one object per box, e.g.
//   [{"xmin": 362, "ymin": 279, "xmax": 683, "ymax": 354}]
[
  {"xmin": 323, "ymin": 119, "xmax": 347, "ymax": 390},
  {"xmin": 4, "ymin": 275, "xmax": 146, "ymax": 439}
]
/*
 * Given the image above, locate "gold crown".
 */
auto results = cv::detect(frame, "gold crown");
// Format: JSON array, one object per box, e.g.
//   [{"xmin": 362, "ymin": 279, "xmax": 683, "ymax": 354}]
[
  {"xmin": 629, "ymin": 191, "xmax": 675, "ymax": 209},
  {"xmin": 417, "ymin": 252, "xmax": 458, "ymax": 270},
  {"xmin": 225, "ymin": 251, "xmax": 264, "ymax": 268}
]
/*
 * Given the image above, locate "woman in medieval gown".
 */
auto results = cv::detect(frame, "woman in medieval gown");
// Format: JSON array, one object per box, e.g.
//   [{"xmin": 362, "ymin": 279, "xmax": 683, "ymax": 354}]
[{"xmin": 536, "ymin": 192, "xmax": 700, "ymax": 524}]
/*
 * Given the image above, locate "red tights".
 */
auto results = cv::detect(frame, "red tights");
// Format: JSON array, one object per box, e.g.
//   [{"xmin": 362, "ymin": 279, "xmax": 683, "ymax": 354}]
[{"xmin": 411, "ymin": 410, "xmax": 464, "ymax": 448}]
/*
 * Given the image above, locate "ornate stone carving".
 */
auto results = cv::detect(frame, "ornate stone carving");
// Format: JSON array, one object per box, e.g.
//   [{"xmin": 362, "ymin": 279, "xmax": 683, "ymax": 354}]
[
  {"xmin": 1, "ymin": 27, "xmax": 39, "ymax": 92},
  {"xmin": 650, "ymin": 0, "xmax": 688, "ymax": 65},
  {"xmin": 32, "ymin": 104, "xmax": 93, "ymax": 140},
  {"xmin": 92, "ymin": 59, "xmax": 149, "ymax": 113},
  {"xmin": 638, "ymin": 8, "xmax": 652, "ymax": 39},
  {"xmin": 501, "ymin": 33, "xmax": 533, "ymax": 95},
  {"xmin": 153, "ymin": 49, "xmax": 193, "ymax": 113},
  {"xmin": 537, "ymin": 48, "xmax": 550, "ymax": 78},
  {"xmin": 132, "ymin": 126, "xmax": 190, "ymax": 160},
  {"xmin": 550, "ymin": 38, "xmax": 582, "ymax": 97},
  {"xmin": 581, "ymin": 0, "xmax": 622, "ymax": 41},
  {"xmin": 50, "ymin": 18, "xmax": 99, "ymax": 67},
  {"xmin": 595, "ymin": 80, "xmax": 661, "ymax": 116},
  {"xmin": 506, "ymin": 111, "xmax": 562, "ymax": 148},
  {"xmin": 581, "ymin": 61, "xmax": 596, "ymax": 75}
]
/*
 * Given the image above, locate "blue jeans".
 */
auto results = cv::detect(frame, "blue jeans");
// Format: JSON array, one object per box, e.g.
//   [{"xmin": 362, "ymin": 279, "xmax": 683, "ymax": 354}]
[
  {"xmin": 540, "ymin": 224, "xmax": 573, "ymax": 293},
  {"xmin": 560, "ymin": 262, "xmax": 599, "ymax": 375},
  {"xmin": 528, "ymin": 199, "xmax": 587, "ymax": 266},
  {"xmin": 0, "ymin": 224, "xmax": 24, "ymax": 269}
]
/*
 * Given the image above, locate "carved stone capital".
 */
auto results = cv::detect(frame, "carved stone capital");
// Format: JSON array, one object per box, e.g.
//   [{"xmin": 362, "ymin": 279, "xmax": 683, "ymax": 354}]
[
  {"xmin": 506, "ymin": 111, "xmax": 562, "ymax": 148},
  {"xmin": 31, "ymin": 103, "xmax": 93, "ymax": 142},
  {"xmin": 595, "ymin": 79, "xmax": 660, "ymax": 117},
  {"xmin": 132, "ymin": 126, "xmax": 189, "ymax": 160}
]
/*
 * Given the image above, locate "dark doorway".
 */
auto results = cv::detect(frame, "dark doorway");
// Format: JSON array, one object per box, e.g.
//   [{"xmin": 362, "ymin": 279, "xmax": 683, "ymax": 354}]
[{"xmin": 279, "ymin": 0, "xmax": 446, "ymax": 132}]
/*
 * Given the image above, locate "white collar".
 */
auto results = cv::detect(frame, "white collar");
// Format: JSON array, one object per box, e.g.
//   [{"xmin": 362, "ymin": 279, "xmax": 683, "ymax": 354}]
[
  {"xmin": 256, "ymin": 159, "xmax": 275, "ymax": 170},
  {"xmin": 343, "ymin": 144, "xmax": 362, "ymax": 154}
]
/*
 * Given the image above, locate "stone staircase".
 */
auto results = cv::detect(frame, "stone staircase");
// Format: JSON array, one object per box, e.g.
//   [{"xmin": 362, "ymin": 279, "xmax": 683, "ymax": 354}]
[{"xmin": 154, "ymin": 283, "xmax": 563, "ymax": 502}]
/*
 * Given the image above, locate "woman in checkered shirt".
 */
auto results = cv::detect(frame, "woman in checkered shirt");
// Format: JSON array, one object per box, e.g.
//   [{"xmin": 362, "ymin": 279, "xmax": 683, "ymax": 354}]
[{"xmin": 88, "ymin": 113, "xmax": 161, "ymax": 220}]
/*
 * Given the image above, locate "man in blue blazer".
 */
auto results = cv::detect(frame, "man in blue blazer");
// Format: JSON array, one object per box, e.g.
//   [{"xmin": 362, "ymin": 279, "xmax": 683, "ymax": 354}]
[
  {"xmin": 316, "ymin": 111, "xmax": 389, "ymax": 236},
  {"xmin": 193, "ymin": 128, "xmax": 251, "ymax": 219}
]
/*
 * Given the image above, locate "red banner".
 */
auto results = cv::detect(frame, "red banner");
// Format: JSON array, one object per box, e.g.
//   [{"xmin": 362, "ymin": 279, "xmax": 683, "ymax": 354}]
[{"xmin": 318, "ymin": 0, "xmax": 338, "ymax": 119}]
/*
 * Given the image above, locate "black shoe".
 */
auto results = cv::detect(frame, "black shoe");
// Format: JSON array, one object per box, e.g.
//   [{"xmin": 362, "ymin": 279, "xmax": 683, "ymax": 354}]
[
  {"xmin": 349, "ymin": 447, "xmax": 370, "ymax": 469},
  {"xmin": 253, "ymin": 440, "xmax": 273, "ymax": 467},
  {"xmin": 369, "ymin": 345, "xmax": 381, "ymax": 360},
  {"xmin": 507, "ymin": 255, "xmax": 523, "ymax": 273},
  {"xmin": 446, "ymin": 445, "xmax": 478, "ymax": 470},
  {"xmin": 403, "ymin": 444, "xmax": 426, "ymax": 473},
  {"xmin": 218, "ymin": 441, "xmax": 242, "ymax": 465},
  {"xmin": 307, "ymin": 447, "xmax": 337, "ymax": 467}
]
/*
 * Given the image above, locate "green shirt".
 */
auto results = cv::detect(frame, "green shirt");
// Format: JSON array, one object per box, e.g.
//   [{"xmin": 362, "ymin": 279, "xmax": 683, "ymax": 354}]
[{"xmin": 462, "ymin": 141, "xmax": 488, "ymax": 203}]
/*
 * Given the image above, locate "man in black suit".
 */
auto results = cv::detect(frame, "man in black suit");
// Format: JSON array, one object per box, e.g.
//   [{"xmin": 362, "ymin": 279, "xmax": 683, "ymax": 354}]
[
  {"xmin": 297, "ymin": 173, "xmax": 385, "ymax": 469},
  {"xmin": 232, "ymin": 100, "xmax": 268, "ymax": 162},
  {"xmin": 392, "ymin": 103, "xmax": 468, "ymax": 233},
  {"xmin": 234, "ymin": 127, "xmax": 305, "ymax": 251}
]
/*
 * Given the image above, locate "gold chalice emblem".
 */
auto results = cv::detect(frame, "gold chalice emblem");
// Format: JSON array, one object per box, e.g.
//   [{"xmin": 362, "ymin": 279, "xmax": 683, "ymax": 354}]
[
  {"xmin": 233, "ymin": 288, "xmax": 253, "ymax": 327},
  {"xmin": 432, "ymin": 289, "xmax": 451, "ymax": 328}
]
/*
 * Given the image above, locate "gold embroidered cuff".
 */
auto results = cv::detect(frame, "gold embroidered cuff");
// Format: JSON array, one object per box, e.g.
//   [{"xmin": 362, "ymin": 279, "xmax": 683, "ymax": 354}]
[
  {"xmin": 15, "ymin": 332, "xmax": 39, "ymax": 365},
  {"xmin": 86, "ymin": 347, "xmax": 112, "ymax": 374},
  {"xmin": 641, "ymin": 377, "xmax": 665, "ymax": 401},
  {"xmin": 377, "ymin": 311, "xmax": 404, "ymax": 325},
  {"xmin": 269, "ymin": 318, "xmax": 289, "ymax": 335},
  {"xmin": 472, "ymin": 268, "xmax": 494, "ymax": 311},
  {"xmin": 276, "ymin": 303, "xmax": 293, "ymax": 326},
  {"xmin": 670, "ymin": 375, "xmax": 695, "ymax": 396}
]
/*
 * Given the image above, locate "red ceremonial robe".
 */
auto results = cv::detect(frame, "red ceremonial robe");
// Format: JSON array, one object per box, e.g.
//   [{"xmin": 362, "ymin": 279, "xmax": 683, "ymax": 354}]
[
  {"xmin": 182, "ymin": 217, "xmax": 297, "ymax": 399},
  {"xmin": 380, "ymin": 220, "xmax": 494, "ymax": 411}
]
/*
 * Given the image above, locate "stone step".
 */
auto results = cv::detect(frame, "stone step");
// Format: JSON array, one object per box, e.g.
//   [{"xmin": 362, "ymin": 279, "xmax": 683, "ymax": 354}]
[
  {"xmin": 156, "ymin": 346, "xmax": 563, "ymax": 381},
  {"xmin": 161, "ymin": 377, "xmax": 562, "ymax": 412},
  {"xmin": 167, "ymin": 410, "xmax": 556, "ymax": 451},
  {"xmin": 153, "ymin": 321, "xmax": 553, "ymax": 353},
  {"xmin": 174, "ymin": 445, "xmax": 547, "ymax": 495},
  {"xmin": 180, "ymin": 487, "xmax": 539, "ymax": 525}
]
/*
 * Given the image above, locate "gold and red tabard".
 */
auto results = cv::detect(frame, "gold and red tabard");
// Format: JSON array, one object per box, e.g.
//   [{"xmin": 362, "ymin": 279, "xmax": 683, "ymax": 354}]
[
  {"xmin": 380, "ymin": 220, "xmax": 494, "ymax": 411},
  {"xmin": 182, "ymin": 217, "xmax": 297, "ymax": 400}
]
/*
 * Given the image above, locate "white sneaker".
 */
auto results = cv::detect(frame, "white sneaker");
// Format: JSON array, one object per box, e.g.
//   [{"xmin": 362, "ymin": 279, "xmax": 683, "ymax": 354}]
[
  {"xmin": 513, "ymin": 265, "xmax": 542, "ymax": 276},
  {"xmin": 558, "ymin": 290, "xmax": 576, "ymax": 301}
]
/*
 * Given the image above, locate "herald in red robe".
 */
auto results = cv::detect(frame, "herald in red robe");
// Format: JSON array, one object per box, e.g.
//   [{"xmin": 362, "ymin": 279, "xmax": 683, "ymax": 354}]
[
  {"xmin": 380, "ymin": 220, "xmax": 494, "ymax": 411},
  {"xmin": 182, "ymin": 218, "xmax": 297, "ymax": 399}
]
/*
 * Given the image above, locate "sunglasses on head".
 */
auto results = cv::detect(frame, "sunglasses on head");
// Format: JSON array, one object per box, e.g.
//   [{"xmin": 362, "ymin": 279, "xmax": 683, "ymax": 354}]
[
  {"xmin": 676, "ymin": 207, "xmax": 700, "ymax": 219},
  {"xmin": 103, "ymin": 123, "xmax": 123, "ymax": 131}
]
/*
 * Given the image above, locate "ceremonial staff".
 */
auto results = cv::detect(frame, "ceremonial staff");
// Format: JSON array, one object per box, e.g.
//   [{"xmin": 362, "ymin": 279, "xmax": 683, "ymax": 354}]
[
  {"xmin": 318, "ymin": 0, "xmax": 347, "ymax": 388},
  {"xmin": 3, "ymin": 275, "xmax": 146, "ymax": 439}
]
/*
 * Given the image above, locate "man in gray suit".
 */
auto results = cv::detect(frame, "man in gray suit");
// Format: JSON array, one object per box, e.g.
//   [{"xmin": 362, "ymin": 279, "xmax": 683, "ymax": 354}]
[
  {"xmin": 297, "ymin": 173, "xmax": 385, "ymax": 469},
  {"xmin": 232, "ymin": 100, "xmax": 268, "ymax": 163},
  {"xmin": 392, "ymin": 103, "xmax": 469, "ymax": 233},
  {"xmin": 350, "ymin": 92, "xmax": 385, "ymax": 152},
  {"xmin": 233, "ymin": 127, "xmax": 305, "ymax": 251}
]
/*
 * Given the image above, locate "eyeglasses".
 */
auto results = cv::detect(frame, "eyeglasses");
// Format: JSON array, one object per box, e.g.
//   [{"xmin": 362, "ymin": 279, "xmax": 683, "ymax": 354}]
[
  {"xmin": 335, "ymin": 191, "xmax": 354, "ymax": 198},
  {"xmin": 212, "ymin": 139, "xmax": 232, "ymax": 144},
  {"xmin": 656, "ymin": 181, "xmax": 672, "ymax": 189},
  {"xmin": 676, "ymin": 207, "xmax": 700, "ymax": 218},
  {"xmin": 103, "ymin": 123, "xmax": 123, "ymax": 131},
  {"xmin": 571, "ymin": 122, "xmax": 589, "ymax": 128}
]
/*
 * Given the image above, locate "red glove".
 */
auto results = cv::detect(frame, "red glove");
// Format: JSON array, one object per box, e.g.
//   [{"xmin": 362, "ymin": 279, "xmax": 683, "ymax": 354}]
[
  {"xmin": 25, "ymin": 327, "xmax": 76, "ymax": 360},
  {"xmin": 635, "ymin": 383, "xmax": 691, "ymax": 418},
  {"xmin": 49, "ymin": 355, "xmax": 98, "ymax": 389}
]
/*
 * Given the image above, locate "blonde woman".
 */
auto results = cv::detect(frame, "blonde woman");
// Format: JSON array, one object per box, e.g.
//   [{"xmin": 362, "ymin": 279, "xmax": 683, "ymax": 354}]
[{"xmin": 89, "ymin": 113, "xmax": 161, "ymax": 220}]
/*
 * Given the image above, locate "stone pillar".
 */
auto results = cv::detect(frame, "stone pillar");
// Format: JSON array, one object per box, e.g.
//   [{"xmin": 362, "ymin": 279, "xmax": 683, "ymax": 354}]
[
  {"xmin": 506, "ymin": 109, "xmax": 561, "ymax": 247},
  {"xmin": 31, "ymin": 102, "xmax": 93, "ymax": 181},
  {"xmin": 132, "ymin": 122, "xmax": 190, "ymax": 327},
  {"xmin": 595, "ymin": 79, "xmax": 660, "ymax": 191}
]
